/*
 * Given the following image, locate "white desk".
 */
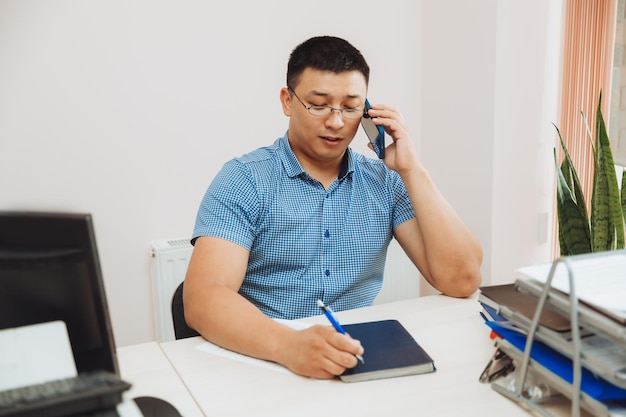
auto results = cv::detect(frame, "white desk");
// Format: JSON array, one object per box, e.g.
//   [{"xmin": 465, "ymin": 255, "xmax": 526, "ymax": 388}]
[
  {"xmin": 150, "ymin": 295, "xmax": 586, "ymax": 417},
  {"xmin": 117, "ymin": 341, "xmax": 203, "ymax": 417}
]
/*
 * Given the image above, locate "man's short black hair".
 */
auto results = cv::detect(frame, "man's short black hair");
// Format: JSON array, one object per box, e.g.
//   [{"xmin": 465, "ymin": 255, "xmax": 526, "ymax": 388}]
[{"xmin": 286, "ymin": 36, "xmax": 370, "ymax": 89}]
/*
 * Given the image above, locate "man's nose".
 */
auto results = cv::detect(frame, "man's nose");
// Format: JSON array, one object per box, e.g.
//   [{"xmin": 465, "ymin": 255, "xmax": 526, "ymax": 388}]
[{"xmin": 325, "ymin": 109, "xmax": 346, "ymax": 128}]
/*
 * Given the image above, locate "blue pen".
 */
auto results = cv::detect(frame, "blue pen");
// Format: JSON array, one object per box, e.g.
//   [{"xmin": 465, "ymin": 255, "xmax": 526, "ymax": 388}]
[{"xmin": 316, "ymin": 300, "xmax": 364, "ymax": 363}]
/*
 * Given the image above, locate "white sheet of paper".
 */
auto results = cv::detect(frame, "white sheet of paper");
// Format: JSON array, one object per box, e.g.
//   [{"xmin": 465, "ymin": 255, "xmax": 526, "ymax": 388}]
[
  {"xmin": 516, "ymin": 252, "xmax": 626, "ymax": 318},
  {"xmin": 195, "ymin": 318, "xmax": 313, "ymax": 374},
  {"xmin": 0, "ymin": 321, "xmax": 77, "ymax": 391}
]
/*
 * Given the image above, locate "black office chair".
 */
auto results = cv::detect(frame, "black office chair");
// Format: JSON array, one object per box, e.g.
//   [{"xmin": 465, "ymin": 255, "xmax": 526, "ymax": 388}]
[{"xmin": 171, "ymin": 281, "xmax": 201, "ymax": 340}]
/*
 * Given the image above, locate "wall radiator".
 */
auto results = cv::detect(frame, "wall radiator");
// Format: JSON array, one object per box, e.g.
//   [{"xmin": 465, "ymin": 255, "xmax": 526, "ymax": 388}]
[
  {"xmin": 149, "ymin": 237, "xmax": 420, "ymax": 342},
  {"xmin": 150, "ymin": 238, "xmax": 193, "ymax": 342}
]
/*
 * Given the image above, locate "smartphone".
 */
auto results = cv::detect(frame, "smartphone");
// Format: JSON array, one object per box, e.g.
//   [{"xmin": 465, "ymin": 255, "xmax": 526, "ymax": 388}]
[{"xmin": 361, "ymin": 99, "xmax": 385, "ymax": 159}]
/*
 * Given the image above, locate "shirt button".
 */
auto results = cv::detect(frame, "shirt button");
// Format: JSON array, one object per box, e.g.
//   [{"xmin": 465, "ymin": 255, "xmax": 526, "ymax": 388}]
[
  {"xmin": 325, "ymin": 193, "xmax": 329, "ymax": 198},
  {"xmin": 324, "ymin": 230, "xmax": 330, "ymax": 238},
  {"xmin": 325, "ymin": 270, "xmax": 330, "ymax": 276}
]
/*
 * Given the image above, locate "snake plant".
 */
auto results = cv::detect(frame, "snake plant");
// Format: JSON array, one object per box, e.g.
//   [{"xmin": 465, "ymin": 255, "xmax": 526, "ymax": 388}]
[{"xmin": 554, "ymin": 92, "xmax": 626, "ymax": 256}]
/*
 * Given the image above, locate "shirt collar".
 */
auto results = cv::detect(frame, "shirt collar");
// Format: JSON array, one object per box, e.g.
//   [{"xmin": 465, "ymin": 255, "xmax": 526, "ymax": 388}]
[{"xmin": 279, "ymin": 132, "xmax": 355, "ymax": 181}]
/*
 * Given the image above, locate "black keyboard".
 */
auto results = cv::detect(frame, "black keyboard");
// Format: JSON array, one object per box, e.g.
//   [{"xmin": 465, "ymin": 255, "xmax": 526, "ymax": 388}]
[{"xmin": 0, "ymin": 370, "xmax": 132, "ymax": 417}]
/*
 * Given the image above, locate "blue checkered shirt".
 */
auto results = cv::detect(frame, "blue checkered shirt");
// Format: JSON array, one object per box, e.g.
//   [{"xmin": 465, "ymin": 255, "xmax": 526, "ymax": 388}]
[{"xmin": 192, "ymin": 133, "xmax": 415, "ymax": 319}]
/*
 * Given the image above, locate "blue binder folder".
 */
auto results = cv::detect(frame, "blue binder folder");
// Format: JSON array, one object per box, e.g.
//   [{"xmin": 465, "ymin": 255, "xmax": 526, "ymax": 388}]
[{"xmin": 486, "ymin": 321, "xmax": 626, "ymax": 401}]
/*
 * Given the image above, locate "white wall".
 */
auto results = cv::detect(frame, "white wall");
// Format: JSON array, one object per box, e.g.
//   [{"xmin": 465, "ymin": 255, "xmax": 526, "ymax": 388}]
[
  {"xmin": 420, "ymin": 1, "xmax": 499, "ymax": 293},
  {"xmin": 0, "ymin": 0, "xmax": 562, "ymax": 346},
  {"xmin": 419, "ymin": 0, "xmax": 563, "ymax": 291},
  {"xmin": 490, "ymin": 0, "xmax": 564, "ymax": 283}
]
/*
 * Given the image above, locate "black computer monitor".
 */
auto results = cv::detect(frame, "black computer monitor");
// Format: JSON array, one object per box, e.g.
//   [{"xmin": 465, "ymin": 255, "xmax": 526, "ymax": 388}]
[{"xmin": 0, "ymin": 211, "xmax": 119, "ymax": 375}]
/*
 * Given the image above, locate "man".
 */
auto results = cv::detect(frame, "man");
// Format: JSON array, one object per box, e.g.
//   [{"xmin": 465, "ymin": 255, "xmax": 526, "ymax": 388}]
[{"xmin": 184, "ymin": 36, "xmax": 482, "ymax": 379}]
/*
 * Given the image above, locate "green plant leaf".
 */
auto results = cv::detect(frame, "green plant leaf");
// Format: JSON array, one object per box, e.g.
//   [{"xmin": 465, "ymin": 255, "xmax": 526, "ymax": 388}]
[
  {"xmin": 622, "ymin": 169, "xmax": 626, "ymax": 225},
  {"xmin": 590, "ymin": 92, "xmax": 625, "ymax": 251},
  {"xmin": 554, "ymin": 124, "xmax": 589, "ymax": 224},
  {"xmin": 581, "ymin": 111, "xmax": 596, "ymax": 157},
  {"xmin": 553, "ymin": 92, "xmax": 625, "ymax": 256},
  {"xmin": 554, "ymin": 148, "xmax": 591, "ymax": 255}
]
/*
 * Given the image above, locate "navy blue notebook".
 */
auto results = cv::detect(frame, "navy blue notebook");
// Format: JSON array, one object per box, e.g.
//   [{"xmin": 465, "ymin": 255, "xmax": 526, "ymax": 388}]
[{"xmin": 340, "ymin": 319, "xmax": 436, "ymax": 382}]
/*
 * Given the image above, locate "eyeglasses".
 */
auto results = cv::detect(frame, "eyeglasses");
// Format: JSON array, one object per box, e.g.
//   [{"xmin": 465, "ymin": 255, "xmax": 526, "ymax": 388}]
[{"xmin": 288, "ymin": 87, "xmax": 364, "ymax": 120}]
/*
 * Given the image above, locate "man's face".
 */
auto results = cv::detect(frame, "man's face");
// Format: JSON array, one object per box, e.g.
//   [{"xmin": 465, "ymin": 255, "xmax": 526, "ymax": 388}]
[{"xmin": 281, "ymin": 68, "xmax": 367, "ymax": 168}]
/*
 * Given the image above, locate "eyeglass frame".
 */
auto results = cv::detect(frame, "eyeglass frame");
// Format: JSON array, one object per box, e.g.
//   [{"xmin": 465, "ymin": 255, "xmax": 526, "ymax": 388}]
[{"xmin": 287, "ymin": 86, "xmax": 365, "ymax": 120}]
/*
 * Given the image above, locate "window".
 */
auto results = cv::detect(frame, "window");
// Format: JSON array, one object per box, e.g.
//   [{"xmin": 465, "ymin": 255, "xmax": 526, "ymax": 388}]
[
  {"xmin": 555, "ymin": 0, "xmax": 617, "ymax": 254},
  {"xmin": 610, "ymin": 0, "xmax": 626, "ymax": 166}
]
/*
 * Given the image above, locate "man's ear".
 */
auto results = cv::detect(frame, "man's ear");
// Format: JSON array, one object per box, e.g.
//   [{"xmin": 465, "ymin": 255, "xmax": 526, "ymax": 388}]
[{"xmin": 280, "ymin": 87, "xmax": 292, "ymax": 117}]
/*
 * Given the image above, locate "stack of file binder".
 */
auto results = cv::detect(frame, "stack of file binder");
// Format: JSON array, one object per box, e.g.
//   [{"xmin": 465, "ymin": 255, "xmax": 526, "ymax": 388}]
[{"xmin": 479, "ymin": 250, "xmax": 626, "ymax": 417}]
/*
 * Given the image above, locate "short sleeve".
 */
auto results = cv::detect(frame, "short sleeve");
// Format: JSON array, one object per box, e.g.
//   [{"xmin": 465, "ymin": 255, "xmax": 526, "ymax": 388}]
[
  {"xmin": 390, "ymin": 171, "xmax": 416, "ymax": 229},
  {"xmin": 192, "ymin": 160, "xmax": 260, "ymax": 250}
]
